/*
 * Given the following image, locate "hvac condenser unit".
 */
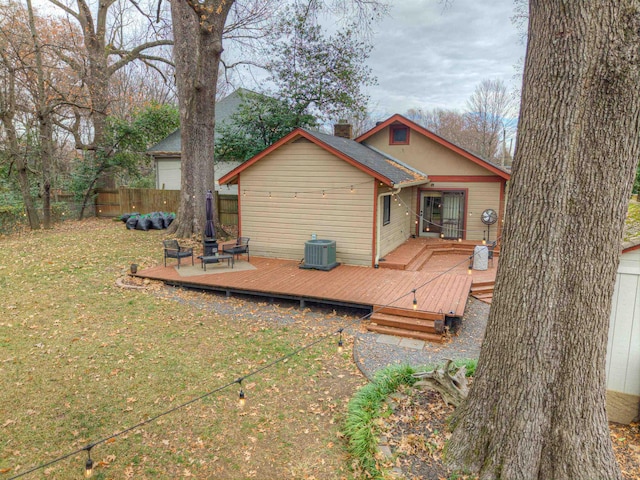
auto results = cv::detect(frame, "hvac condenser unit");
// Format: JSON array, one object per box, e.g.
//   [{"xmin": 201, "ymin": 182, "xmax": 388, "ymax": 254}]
[{"xmin": 301, "ymin": 239, "xmax": 339, "ymax": 271}]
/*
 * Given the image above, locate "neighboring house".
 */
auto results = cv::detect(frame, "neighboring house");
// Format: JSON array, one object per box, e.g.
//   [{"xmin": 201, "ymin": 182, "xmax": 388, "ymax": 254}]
[
  {"xmin": 606, "ymin": 239, "xmax": 640, "ymax": 424},
  {"xmin": 219, "ymin": 114, "xmax": 510, "ymax": 267},
  {"xmin": 147, "ymin": 88, "xmax": 253, "ymax": 195}
]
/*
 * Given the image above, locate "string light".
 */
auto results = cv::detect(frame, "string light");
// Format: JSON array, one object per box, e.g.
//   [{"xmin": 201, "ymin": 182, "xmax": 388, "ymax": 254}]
[
  {"xmin": 482, "ymin": 236, "xmax": 487, "ymax": 245},
  {"xmin": 468, "ymin": 255, "xmax": 473, "ymax": 275},
  {"xmin": 440, "ymin": 233, "xmax": 445, "ymax": 239},
  {"xmin": 84, "ymin": 448, "xmax": 93, "ymax": 478},
  {"xmin": 458, "ymin": 238, "xmax": 462, "ymax": 242},
  {"xmin": 412, "ymin": 289, "xmax": 417, "ymax": 310},
  {"xmin": 268, "ymin": 192, "xmax": 272, "ymax": 199},
  {"xmin": 294, "ymin": 192, "xmax": 297, "ymax": 198},
  {"xmin": 322, "ymin": 190, "xmax": 325, "ymax": 198},
  {"xmin": 337, "ymin": 329, "xmax": 344, "ymax": 353},
  {"xmin": 237, "ymin": 379, "xmax": 246, "ymax": 408},
  {"xmin": 350, "ymin": 185, "xmax": 354, "ymax": 193}
]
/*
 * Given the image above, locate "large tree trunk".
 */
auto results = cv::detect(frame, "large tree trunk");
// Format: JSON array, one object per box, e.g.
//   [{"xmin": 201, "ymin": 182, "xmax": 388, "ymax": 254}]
[
  {"xmin": 168, "ymin": 0, "xmax": 232, "ymax": 238},
  {"xmin": 447, "ymin": 2, "xmax": 640, "ymax": 479}
]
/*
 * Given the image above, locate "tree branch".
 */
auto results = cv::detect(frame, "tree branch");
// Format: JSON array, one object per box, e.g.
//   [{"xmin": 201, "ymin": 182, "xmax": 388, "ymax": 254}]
[{"xmin": 107, "ymin": 39, "xmax": 173, "ymax": 75}]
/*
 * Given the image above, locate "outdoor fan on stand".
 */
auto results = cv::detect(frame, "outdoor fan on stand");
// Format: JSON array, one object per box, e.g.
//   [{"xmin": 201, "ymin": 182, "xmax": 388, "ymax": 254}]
[{"xmin": 481, "ymin": 208, "xmax": 498, "ymax": 242}]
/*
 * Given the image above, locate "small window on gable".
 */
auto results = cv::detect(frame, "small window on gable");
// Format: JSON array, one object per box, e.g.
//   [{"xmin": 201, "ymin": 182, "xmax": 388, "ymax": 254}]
[
  {"xmin": 390, "ymin": 125, "xmax": 410, "ymax": 145},
  {"xmin": 383, "ymin": 195, "xmax": 391, "ymax": 225}
]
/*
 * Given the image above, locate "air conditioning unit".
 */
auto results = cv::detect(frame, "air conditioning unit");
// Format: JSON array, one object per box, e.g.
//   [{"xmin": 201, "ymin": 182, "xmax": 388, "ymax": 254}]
[{"xmin": 301, "ymin": 239, "xmax": 339, "ymax": 271}]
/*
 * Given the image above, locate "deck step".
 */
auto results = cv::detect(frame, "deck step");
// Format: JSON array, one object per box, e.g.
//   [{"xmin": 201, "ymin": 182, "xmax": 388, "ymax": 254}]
[
  {"xmin": 470, "ymin": 286, "xmax": 494, "ymax": 295},
  {"xmin": 370, "ymin": 312, "xmax": 444, "ymax": 334},
  {"xmin": 375, "ymin": 305, "xmax": 445, "ymax": 321},
  {"xmin": 366, "ymin": 323, "xmax": 446, "ymax": 343},
  {"xmin": 405, "ymin": 250, "xmax": 433, "ymax": 271}
]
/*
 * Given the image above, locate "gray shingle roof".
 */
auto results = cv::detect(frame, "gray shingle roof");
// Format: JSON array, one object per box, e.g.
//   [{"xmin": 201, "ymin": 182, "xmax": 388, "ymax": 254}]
[
  {"xmin": 147, "ymin": 88, "xmax": 256, "ymax": 154},
  {"xmin": 301, "ymin": 129, "xmax": 428, "ymax": 186}
]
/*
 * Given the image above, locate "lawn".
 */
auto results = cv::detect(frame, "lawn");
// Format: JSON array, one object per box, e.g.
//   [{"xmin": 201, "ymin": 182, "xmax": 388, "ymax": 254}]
[{"xmin": 0, "ymin": 219, "xmax": 366, "ymax": 479}]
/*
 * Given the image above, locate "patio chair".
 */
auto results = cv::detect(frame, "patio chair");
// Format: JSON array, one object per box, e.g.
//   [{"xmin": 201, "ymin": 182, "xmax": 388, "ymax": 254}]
[
  {"xmin": 487, "ymin": 241, "xmax": 497, "ymax": 267},
  {"xmin": 163, "ymin": 239, "xmax": 194, "ymax": 268},
  {"xmin": 222, "ymin": 236, "xmax": 250, "ymax": 261}
]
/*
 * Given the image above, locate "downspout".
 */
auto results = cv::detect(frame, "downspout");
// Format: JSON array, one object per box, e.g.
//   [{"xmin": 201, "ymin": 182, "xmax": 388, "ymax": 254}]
[{"xmin": 375, "ymin": 186, "xmax": 402, "ymax": 267}]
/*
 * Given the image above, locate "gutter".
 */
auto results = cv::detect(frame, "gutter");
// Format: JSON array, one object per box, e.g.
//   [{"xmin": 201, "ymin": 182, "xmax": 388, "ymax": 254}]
[{"xmin": 375, "ymin": 186, "xmax": 402, "ymax": 267}]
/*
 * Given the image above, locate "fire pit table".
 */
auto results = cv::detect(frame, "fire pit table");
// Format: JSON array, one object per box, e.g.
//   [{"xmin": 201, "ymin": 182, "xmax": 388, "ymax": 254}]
[{"xmin": 198, "ymin": 253, "xmax": 234, "ymax": 271}]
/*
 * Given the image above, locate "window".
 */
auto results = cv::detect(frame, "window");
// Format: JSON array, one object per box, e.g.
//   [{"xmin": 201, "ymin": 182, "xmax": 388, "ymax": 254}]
[
  {"xmin": 383, "ymin": 195, "xmax": 391, "ymax": 225},
  {"xmin": 389, "ymin": 125, "xmax": 410, "ymax": 145}
]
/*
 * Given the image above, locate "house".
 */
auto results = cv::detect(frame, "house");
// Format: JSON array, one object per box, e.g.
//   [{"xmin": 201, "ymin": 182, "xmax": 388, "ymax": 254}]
[
  {"xmin": 606, "ymin": 239, "xmax": 640, "ymax": 424},
  {"xmin": 147, "ymin": 88, "xmax": 253, "ymax": 195},
  {"xmin": 219, "ymin": 114, "xmax": 510, "ymax": 267}
]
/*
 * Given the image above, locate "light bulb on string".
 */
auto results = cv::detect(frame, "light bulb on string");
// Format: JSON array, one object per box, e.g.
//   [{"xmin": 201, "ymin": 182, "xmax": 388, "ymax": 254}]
[
  {"xmin": 468, "ymin": 256, "xmax": 473, "ymax": 275},
  {"xmin": 482, "ymin": 236, "xmax": 487, "ymax": 245},
  {"xmin": 350, "ymin": 185, "xmax": 354, "ymax": 193},
  {"xmin": 237, "ymin": 378, "xmax": 246, "ymax": 408},
  {"xmin": 458, "ymin": 238, "xmax": 462, "ymax": 243},
  {"xmin": 412, "ymin": 290, "xmax": 418, "ymax": 311},
  {"xmin": 440, "ymin": 233, "xmax": 445, "ymax": 239},
  {"xmin": 337, "ymin": 328, "xmax": 344, "ymax": 353},
  {"xmin": 268, "ymin": 192, "xmax": 272, "ymax": 199},
  {"xmin": 84, "ymin": 448, "xmax": 93, "ymax": 478},
  {"xmin": 322, "ymin": 190, "xmax": 326, "ymax": 198},
  {"xmin": 294, "ymin": 192, "xmax": 298, "ymax": 199}
]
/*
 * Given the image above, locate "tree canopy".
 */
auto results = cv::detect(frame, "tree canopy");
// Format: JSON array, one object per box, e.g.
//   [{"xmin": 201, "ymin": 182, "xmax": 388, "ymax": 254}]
[{"xmin": 214, "ymin": 91, "xmax": 316, "ymax": 162}]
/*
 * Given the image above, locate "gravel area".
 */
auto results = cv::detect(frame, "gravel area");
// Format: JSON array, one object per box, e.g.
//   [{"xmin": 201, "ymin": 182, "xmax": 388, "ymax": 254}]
[{"xmin": 353, "ymin": 297, "xmax": 490, "ymax": 380}]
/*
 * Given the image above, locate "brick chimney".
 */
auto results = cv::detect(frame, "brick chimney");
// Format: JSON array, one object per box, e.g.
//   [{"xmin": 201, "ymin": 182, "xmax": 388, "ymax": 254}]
[{"xmin": 334, "ymin": 120, "xmax": 353, "ymax": 139}]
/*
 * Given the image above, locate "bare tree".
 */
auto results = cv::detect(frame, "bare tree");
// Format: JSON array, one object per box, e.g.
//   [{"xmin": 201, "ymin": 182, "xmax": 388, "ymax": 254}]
[
  {"xmin": 464, "ymin": 78, "xmax": 515, "ymax": 161},
  {"xmin": 26, "ymin": 0, "xmax": 55, "ymax": 228},
  {"xmin": 446, "ymin": 1, "xmax": 640, "ymax": 478},
  {"xmin": 47, "ymin": 0, "xmax": 173, "ymax": 198},
  {"xmin": 168, "ymin": 0, "xmax": 388, "ymax": 238}
]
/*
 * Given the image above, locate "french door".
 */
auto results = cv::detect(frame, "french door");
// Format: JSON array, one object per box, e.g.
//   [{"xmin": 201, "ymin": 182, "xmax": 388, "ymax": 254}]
[{"xmin": 420, "ymin": 191, "xmax": 465, "ymax": 239}]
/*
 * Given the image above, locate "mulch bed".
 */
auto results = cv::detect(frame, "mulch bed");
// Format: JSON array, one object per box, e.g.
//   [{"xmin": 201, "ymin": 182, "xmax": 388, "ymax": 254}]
[{"xmin": 381, "ymin": 385, "xmax": 640, "ymax": 479}]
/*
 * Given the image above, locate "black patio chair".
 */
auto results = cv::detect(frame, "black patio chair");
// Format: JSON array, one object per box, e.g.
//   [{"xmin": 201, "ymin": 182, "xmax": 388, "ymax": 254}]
[
  {"xmin": 163, "ymin": 239, "xmax": 194, "ymax": 268},
  {"xmin": 222, "ymin": 236, "xmax": 250, "ymax": 261}
]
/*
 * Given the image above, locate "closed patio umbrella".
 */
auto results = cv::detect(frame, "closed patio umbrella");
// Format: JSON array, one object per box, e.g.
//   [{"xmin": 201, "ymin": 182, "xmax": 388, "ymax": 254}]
[{"xmin": 205, "ymin": 190, "xmax": 216, "ymax": 240}]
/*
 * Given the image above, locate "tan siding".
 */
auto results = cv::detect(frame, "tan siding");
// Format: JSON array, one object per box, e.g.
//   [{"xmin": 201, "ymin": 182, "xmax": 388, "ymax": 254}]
[
  {"xmin": 380, "ymin": 187, "xmax": 414, "ymax": 258},
  {"xmin": 428, "ymin": 181, "xmax": 503, "ymax": 242},
  {"xmin": 363, "ymin": 127, "xmax": 494, "ymax": 176},
  {"xmin": 239, "ymin": 140, "xmax": 374, "ymax": 266}
]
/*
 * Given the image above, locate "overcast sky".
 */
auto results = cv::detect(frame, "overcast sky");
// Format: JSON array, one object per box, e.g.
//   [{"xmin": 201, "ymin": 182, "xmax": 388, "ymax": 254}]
[{"xmin": 367, "ymin": 0, "xmax": 526, "ymax": 117}]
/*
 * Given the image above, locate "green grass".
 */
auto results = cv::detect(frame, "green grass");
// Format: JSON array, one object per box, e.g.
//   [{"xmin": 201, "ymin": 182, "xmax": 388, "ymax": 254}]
[
  {"xmin": 0, "ymin": 219, "xmax": 365, "ymax": 479},
  {"xmin": 344, "ymin": 360, "xmax": 477, "ymax": 479}
]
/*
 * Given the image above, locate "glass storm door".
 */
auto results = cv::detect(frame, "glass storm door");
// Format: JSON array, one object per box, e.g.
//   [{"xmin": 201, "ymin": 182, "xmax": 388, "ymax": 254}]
[
  {"xmin": 420, "ymin": 191, "xmax": 465, "ymax": 239},
  {"xmin": 420, "ymin": 192, "xmax": 442, "ymax": 236}
]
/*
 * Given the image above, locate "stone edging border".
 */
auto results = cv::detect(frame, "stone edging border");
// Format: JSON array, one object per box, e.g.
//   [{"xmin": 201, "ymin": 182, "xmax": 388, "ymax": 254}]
[{"xmin": 115, "ymin": 276, "xmax": 147, "ymax": 290}]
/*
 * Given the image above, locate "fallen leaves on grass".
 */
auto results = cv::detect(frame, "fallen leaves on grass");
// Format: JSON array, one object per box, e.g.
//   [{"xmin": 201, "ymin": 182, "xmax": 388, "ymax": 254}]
[{"xmin": 382, "ymin": 386, "xmax": 640, "ymax": 480}]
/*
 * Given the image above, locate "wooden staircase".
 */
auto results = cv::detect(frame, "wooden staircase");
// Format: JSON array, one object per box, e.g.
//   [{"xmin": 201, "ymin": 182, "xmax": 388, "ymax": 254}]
[
  {"xmin": 470, "ymin": 281, "xmax": 495, "ymax": 304},
  {"xmin": 367, "ymin": 306, "xmax": 447, "ymax": 343}
]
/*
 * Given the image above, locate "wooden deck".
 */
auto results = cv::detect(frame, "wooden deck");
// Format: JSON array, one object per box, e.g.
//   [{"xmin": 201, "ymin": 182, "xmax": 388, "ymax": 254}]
[
  {"xmin": 137, "ymin": 256, "xmax": 473, "ymax": 317},
  {"xmin": 137, "ymin": 238, "xmax": 498, "ymax": 341}
]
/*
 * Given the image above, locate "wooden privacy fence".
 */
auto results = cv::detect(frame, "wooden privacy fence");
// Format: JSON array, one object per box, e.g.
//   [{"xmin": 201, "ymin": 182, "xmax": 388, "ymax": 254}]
[{"xmin": 95, "ymin": 187, "xmax": 238, "ymax": 226}]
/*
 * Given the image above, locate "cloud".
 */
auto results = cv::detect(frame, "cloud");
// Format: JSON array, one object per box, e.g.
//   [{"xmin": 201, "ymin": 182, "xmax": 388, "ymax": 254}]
[{"xmin": 367, "ymin": 0, "xmax": 525, "ymax": 118}]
